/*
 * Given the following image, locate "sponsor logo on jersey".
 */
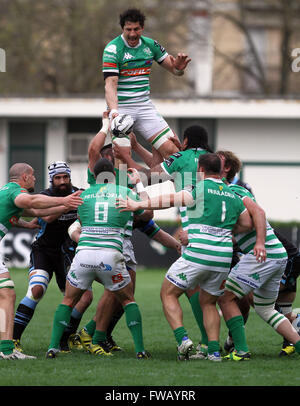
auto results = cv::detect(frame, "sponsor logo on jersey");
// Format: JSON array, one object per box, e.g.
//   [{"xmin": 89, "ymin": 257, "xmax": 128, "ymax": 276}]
[
  {"xmin": 105, "ymin": 44, "xmax": 117, "ymax": 54},
  {"xmin": 207, "ymin": 188, "xmax": 235, "ymax": 199},
  {"xmin": 123, "ymin": 52, "xmax": 134, "ymax": 60},
  {"xmin": 120, "ymin": 67, "xmax": 151, "ymax": 76},
  {"xmin": 143, "ymin": 47, "xmax": 152, "ymax": 56}
]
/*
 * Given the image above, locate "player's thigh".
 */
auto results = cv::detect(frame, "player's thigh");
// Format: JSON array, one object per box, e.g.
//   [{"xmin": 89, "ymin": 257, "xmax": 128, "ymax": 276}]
[
  {"xmin": 254, "ymin": 259, "xmax": 287, "ymax": 300},
  {"xmin": 199, "ymin": 270, "xmax": 228, "ymax": 298},
  {"xmin": 127, "ymin": 101, "xmax": 168, "ymax": 141}
]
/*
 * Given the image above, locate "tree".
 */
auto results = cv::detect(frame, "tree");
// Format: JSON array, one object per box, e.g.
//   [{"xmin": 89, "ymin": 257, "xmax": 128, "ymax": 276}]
[{"xmin": 212, "ymin": 0, "xmax": 300, "ymax": 96}]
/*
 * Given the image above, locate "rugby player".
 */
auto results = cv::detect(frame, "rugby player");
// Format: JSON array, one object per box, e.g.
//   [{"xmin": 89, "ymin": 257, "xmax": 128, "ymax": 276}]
[
  {"xmin": 0, "ymin": 163, "xmax": 82, "ymax": 359},
  {"xmin": 103, "ymin": 8, "xmax": 191, "ymax": 162},
  {"xmin": 13, "ymin": 162, "xmax": 92, "ymax": 353},
  {"xmin": 46, "ymin": 158, "xmax": 151, "ymax": 359},
  {"xmin": 116, "ymin": 153, "xmax": 253, "ymax": 361},
  {"xmin": 217, "ymin": 150, "xmax": 300, "ymax": 361}
]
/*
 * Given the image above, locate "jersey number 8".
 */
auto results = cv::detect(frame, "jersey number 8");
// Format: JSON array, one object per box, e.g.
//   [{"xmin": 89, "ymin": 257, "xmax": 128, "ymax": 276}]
[{"xmin": 95, "ymin": 202, "xmax": 109, "ymax": 223}]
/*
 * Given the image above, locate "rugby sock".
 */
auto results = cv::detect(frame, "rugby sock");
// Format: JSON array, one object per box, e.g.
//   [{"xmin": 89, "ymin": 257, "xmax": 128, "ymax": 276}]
[
  {"xmin": 174, "ymin": 326, "xmax": 188, "ymax": 345},
  {"xmin": 0, "ymin": 339, "xmax": 14, "ymax": 355},
  {"xmin": 208, "ymin": 340, "xmax": 220, "ymax": 355},
  {"xmin": 13, "ymin": 298, "xmax": 37, "ymax": 340},
  {"xmin": 294, "ymin": 340, "xmax": 300, "ymax": 354},
  {"xmin": 188, "ymin": 292, "xmax": 208, "ymax": 346},
  {"xmin": 92, "ymin": 330, "xmax": 107, "ymax": 345},
  {"xmin": 48, "ymin": 304, "xmax": 72, "ymax": 350},
  {"xmin": 124, "ymin": 302, "xmax": 144, "ymax": 353},
  {"xmin": 84, "ymin": 319, "xmax": 96, "ymax": 336},
  {"xmin": 228, "ymin": 311, "xmax": 249, "ymax": 339},
  {"xmin": 226, "ymin": 315, "xmax": 249, "ymax": 353},
  {"xmin": 60, "ymin": 308, "xmax": 83, "ymax": 342}
]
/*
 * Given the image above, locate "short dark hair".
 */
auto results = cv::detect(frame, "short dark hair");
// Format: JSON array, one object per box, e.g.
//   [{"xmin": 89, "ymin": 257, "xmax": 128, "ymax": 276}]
[
  {"xmin": 93, "ymin": 158, "xmax": 114, "ymax": 178},
  {"xmin": 198, "ymin": 153, "xmax": 221, "ymax": 175},
  {"xmin": 183, "ymin": 126, "xmax": 213, "ymax": 152},
  {"xmin": 120, "ymin": 9, "xmax": 146, "ymax": 28}
]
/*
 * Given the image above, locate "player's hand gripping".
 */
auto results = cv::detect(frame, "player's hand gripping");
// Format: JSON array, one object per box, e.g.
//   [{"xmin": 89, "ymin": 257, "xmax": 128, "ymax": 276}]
[
  {"xmin": 116, "ymin": 196, "xmax": 140, "ymax": 212},
  {"xmin": 63, "ymin": 190, "xmax": 83, "ymax": 210},
  {"xmin": 127, "ymin": 168, "xmax": 141, "ymax": 185},
  {"xmin": 253, "ymin": 242, "xmax": 267, "ymax": 263}
]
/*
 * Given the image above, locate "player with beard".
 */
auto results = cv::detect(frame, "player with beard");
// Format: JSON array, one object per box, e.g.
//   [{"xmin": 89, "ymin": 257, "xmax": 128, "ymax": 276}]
[{"xmin": 13, "ymin": 162, "xmax": 93, "ymax": 352}]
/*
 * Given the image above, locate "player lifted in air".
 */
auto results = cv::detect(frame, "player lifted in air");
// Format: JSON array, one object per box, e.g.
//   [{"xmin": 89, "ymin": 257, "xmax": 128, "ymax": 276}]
[{"xmin": 103, "ymin": 8, "xmax": 191, "ymax": 163}]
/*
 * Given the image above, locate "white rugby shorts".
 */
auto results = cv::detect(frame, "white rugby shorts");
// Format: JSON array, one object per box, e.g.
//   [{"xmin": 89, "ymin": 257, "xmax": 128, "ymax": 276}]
[
  {"xmin": 67, "ymin": 248, "xmax": 131, "ymax": 292},
  {"xmin": 119, "ymin": 100, "xmax": 168, "ymax": 141},
  {"xmin": 227, "ymin": 254, "xmax": 287, "ymax": 298},
  {"xmin": 166, "ymin": 256, "xmax": 228, "ymax": 296}
]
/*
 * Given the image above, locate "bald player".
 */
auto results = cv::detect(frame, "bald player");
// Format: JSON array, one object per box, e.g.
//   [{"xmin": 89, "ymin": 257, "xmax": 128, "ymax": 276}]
[{"xmin": 0, "ymin": 163, "xmax": 82, "ymax": 359}]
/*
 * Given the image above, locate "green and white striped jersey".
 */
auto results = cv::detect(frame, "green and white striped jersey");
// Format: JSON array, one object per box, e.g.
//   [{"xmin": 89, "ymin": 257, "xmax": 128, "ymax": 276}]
[
  {"xmin": 182, "ymin": 178, "xmax": 246, "ymax": 272},
  {"xmin": 229, "ymin": 184, "xmax": 287, "ymax": 259},
  {"xmin": 77, "ymin": 182, "xmax": 143, "ymax": 253},
  {"xmin": 102, "ymin": 34, "xmax": 168, "ymax": 104},
  {"xmin": 161, "ymin": 149, "xmax": 208, "ymax": 230},
  {"xmin": 87, "ymin": 167, "xmax": 134, "ymax": 238},
  {"xmin": 0, "ymin": 182, "xmax": 27, "ymax": 241}
]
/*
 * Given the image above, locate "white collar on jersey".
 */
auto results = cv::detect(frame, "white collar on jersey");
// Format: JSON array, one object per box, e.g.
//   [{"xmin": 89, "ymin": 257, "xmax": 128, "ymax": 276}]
[
  {"xmin": 121, "ymin": 34, "xmax": 142, "ymax": 48},
  {"xmin": 205, "ymin": 177, "xmax": 223, "ymax": 183}
]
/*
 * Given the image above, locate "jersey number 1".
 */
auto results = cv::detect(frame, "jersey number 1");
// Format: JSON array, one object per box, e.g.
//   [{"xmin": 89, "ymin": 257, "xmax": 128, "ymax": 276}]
[{"xmin": 221, "ymin": 201, "xmax": 226, "ymax": 222}]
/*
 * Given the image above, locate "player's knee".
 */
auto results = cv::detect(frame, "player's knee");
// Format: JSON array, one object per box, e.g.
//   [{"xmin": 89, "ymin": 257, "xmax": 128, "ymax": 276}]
[
  {"xmin": 151, "ymin": 128, "xmax": 178, "ymax": 158},
  {"xmin": 80, "ymin": 290, "xmax": 93, "ymax": 308},
  {"xmin": 31, "ymin": 285, "xmax": 45, "ymax": 300},
  {"xmin": 26, "ymin": 269, "xmax": 49, "ymax": 302},
  {"xmin": 254, "ymin": 303, "xmax": 287, "ymax": 329},
  {"xmin": 0, "ymin": 278, "xmax": 16, "ymax": 302}
]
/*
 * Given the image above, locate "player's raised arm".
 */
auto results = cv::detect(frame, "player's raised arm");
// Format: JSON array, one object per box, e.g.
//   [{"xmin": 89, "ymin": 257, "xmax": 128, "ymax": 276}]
[
  {"xmin": 88, "ymin": 111, "xmax": 110, "ymax": 171},
  {"xmin": 160, "ymin": 53, "xmax": 191, "ymax": 76},
  {"xmin": 104, "ymin": 76, "xmax": 119, "ymax": 119}
]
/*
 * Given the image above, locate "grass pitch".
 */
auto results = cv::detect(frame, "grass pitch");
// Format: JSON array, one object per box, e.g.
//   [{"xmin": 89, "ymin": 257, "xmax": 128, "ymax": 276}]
[{"xmin": 1, "ymin": 268, "xmax": 299, "ymax": 387}]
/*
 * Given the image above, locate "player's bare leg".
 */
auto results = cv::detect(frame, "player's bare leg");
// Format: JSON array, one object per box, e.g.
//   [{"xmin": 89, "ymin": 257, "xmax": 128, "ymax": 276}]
[
  {"xmin": 199, "ymin": 288, "xmax": 222, "ymax": 361},
  {"xmin": 0, "ymin": 273, "xmax": 15, "ymax": 341},
  {"xmin": 0, "ymin": 272, "xmax": 36, "ymax": 359},
  {"xmin": 149, "ymin": 127, "xmax": 179, "ymax": 160},
  {"xmin": 160, "ymin": 278, "xmax": 194, "ymax": 359}
]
